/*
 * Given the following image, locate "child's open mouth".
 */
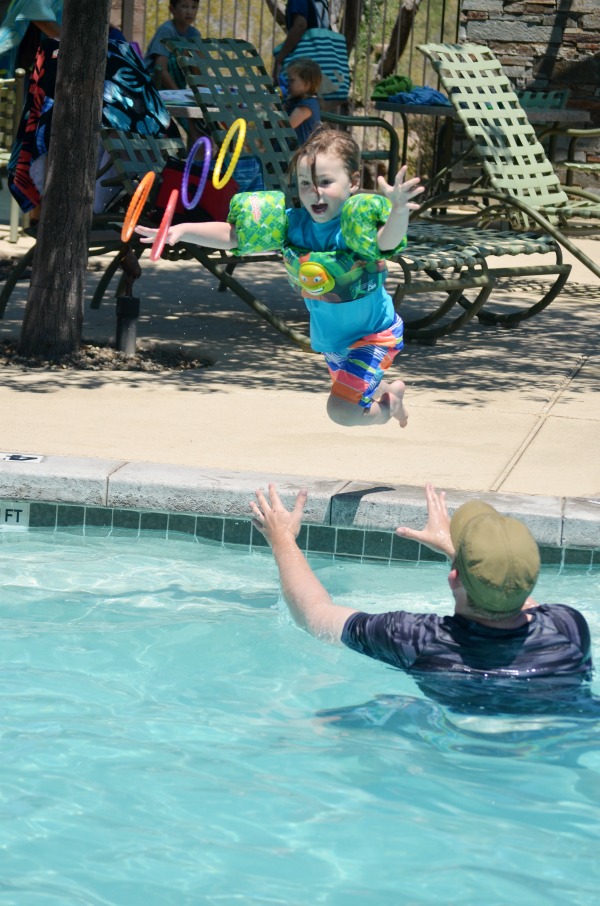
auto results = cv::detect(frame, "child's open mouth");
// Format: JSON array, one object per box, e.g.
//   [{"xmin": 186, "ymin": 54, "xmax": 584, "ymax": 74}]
[{"xmin": 311, "ymin": 204, "xmax": 328, "ymax": 215}]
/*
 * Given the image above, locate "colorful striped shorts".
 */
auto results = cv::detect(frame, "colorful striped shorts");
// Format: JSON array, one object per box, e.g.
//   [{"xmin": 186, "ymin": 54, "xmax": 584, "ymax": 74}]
[{"xmin": 323, "ymin": 314, "xmax": 404, "ymax": 409}]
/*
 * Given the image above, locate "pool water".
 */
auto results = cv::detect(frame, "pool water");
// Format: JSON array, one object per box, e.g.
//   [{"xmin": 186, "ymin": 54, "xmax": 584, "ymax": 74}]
[{"xmin": 1, "ymin": 532, "xmax": 599, "ymax": 905}]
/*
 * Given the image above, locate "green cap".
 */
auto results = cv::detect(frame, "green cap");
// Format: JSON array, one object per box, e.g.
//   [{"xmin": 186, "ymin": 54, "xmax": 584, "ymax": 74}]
[{"xmin": 450, "ymin": 500, "xmax": 540, "ymax": 615}]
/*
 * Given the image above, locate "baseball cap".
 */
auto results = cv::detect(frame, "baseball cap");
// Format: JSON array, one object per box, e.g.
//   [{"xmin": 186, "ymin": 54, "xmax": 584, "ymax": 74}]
[{"xmin": 450, "ymin": 500, "xmax": 541, "ymax": 614}]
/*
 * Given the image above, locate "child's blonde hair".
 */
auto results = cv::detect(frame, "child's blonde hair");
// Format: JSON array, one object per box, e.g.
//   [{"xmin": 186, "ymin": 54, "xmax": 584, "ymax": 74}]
[
  {"xmin": 289, "ymin": 126, "xmax": 361, "ymax": 184},
  {"xmin": 287, "ymin": 58, "xmax": 322, "ymax": 95}
]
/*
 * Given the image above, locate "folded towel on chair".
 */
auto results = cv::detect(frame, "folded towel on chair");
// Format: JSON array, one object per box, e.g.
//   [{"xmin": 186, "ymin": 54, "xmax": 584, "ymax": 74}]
[{"xmin": 387, "ymin": 87, "xmax": 451, "ymax": 106}]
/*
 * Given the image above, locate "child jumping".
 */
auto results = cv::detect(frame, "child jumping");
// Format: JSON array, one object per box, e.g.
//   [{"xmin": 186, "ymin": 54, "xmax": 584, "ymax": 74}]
[
  {"xmin": 135, "ymin": 127, "xmax": 423, "ymax": 428},
  {"xmin": 284, "ymin": 58, "xmax": 322, "ymax": 144}
]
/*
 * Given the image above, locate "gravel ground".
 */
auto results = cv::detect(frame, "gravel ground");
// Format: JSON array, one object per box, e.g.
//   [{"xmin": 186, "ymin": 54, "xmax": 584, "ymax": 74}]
[{"xmin": 0, "ymin": 341, "xmax": 211, "ymax": 373}]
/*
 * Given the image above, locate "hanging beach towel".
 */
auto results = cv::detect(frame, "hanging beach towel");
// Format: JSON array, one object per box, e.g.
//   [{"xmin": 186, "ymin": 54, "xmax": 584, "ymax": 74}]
[{"xmin": 276, "ymin": 0, "xmax": 350, "ymax": 102}]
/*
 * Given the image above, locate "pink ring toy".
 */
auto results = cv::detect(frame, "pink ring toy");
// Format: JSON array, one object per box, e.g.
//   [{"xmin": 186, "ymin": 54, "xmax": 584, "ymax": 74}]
[{"xmin": 150, "ymin": 189, "xmax": 179, "ymax": 262}]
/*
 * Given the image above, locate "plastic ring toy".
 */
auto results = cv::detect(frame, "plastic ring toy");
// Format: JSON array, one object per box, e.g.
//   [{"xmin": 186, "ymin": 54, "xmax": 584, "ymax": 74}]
[
  {"xmin": 181, "ymin": 136, "xmax": 212, "ymax": 211},
  {"xmin": 150, "ymin": 188, "xmax": 179, "ymax": 262},
  {"xmin": 212, "ymin": 118, "xmax": 247, "ymax": 190},
  {"xmin": 121, "ymin": 171, "xmax": 156, "ymax": 243}
]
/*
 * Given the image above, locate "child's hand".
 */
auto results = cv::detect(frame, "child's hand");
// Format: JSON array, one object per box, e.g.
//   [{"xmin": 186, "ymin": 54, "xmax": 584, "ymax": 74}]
[
  {"xmin": 377, "ymin": 165, "xmax": 424, "ymax": 211},
  {"xmin": 134, "ymin": 223, "xmax": 184, "ymax": 246}
]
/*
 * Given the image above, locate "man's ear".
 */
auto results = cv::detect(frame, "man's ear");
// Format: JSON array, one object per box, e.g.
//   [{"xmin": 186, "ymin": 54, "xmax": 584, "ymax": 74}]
[
  {"xmin": 447, "ymin": 567, "xmax": 462, "ymax": 592},
  {"xmin": 350, "ymin": 171, "xmax": 361, "ymax": 194}
]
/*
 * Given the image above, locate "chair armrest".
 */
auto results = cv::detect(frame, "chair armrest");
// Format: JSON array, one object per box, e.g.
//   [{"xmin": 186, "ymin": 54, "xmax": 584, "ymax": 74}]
[
  {"xmin": 537, "ymin": 125, "xmax": 600, "ymax": 165},
  {"xmin": 321, "ymin": 111, "xmax": 401, "ymax": 180}
]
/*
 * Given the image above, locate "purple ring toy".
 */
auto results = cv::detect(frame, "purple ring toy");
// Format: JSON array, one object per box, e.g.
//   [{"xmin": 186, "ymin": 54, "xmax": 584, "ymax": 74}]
[{"xmin": 181, "ymin": 136, "xmax": 212, "ymax": 211}]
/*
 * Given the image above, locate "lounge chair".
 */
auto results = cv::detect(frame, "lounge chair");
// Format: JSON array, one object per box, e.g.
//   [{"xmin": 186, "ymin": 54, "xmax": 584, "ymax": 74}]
[{"xmin": 417, "ymin": 42, "xmax": 600, "ymax": 285}]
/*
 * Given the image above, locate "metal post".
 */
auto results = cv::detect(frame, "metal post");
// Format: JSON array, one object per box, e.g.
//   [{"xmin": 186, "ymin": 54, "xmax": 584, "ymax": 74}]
[
  {"xmin": 115, "ymin": 295, "xmax": 140, "ymax": 354},
  {"xmin": 121, "ymin": 0, "xmax": 135, "ymax": 41}
]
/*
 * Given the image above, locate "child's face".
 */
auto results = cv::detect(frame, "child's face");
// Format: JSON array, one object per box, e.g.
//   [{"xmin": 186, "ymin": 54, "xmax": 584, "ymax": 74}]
[
  {"xmin": 297, "ymin": 152, "xmax": 360, "ymax": 223},
  {"xmin": 170, "ymin": 0, "xmax": 199, "ymax": 31},
  {"xmin": 288, "ymin": 71, "xmax": 310, "ymax": 98}
]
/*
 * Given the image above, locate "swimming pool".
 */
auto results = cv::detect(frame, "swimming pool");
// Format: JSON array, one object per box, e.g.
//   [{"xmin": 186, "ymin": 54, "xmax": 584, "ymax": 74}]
[{"xmin": 1, "ymin": 531, "xmax": 599, "ymax": 905}]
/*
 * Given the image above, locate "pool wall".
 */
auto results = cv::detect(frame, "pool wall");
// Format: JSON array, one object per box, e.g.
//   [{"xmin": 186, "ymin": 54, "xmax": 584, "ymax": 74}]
[{"xmin": 0, "ymin": 454, "xmax": 598, "ymax": 566}]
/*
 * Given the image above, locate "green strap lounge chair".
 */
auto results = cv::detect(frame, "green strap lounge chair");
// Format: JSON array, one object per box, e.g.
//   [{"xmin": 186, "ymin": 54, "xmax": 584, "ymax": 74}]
[{"xmin": 417, "ymin": 42, "xmax": 600, "ymax": 285}]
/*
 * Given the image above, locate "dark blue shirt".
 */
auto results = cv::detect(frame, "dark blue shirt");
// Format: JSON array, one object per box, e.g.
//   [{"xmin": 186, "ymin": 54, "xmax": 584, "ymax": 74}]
[
  {"xmin": 285, "ymin": 95, "xmax": 321, "ymax": 144},
  {"xmin": 342, "ymin": 604, "xmax": 594, "ymax": 714},
  {"xmin": 286, "ymin": 0, "xmax": 320, "ymax": 29}
]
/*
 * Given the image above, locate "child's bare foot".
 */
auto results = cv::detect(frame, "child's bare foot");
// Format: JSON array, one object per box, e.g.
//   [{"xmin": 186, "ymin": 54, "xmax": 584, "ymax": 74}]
[{"xmin": 380, "ymin": 380, "xmax": 408, "ymax": 428}]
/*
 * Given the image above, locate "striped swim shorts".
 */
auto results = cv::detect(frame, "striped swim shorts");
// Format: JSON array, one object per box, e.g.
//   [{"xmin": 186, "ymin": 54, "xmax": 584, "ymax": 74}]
[{"xmin": 322, "ymin": 314, "xmax": 404, "ymax": 409}]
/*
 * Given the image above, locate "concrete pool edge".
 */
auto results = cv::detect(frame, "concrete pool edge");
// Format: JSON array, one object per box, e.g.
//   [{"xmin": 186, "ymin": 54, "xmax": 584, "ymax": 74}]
[{"xmin": 0, "ymin": 453, "xmax": 598, "ymax": 551}]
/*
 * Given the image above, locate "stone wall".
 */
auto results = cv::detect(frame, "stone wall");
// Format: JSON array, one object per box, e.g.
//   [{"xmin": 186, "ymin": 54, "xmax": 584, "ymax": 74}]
[{"xmin": 461, "ymin": 0, "xmax": 600, "ymax": 172}]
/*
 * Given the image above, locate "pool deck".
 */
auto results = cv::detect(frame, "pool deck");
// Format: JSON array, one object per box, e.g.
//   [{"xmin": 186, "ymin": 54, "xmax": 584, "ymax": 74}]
[{"xmin": 0, "ymin": 218, "xmax": 598, "ymax": 547}]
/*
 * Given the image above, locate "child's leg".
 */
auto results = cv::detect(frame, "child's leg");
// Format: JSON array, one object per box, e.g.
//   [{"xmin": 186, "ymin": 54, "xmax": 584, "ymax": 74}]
[
  {"xmin": 323, "ymin": 341, "xmax": 408, "ymax": 428},
  {"xmin": 327, "ymin": 380, "xmax": 408, "ymax": 427},
  {"xmin": 379, "ymin": 379, "xmax": 409, "ymax": 426}
]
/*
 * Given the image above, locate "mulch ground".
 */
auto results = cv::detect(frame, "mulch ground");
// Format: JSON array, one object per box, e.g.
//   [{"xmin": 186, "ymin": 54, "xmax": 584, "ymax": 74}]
[{"xmin": 0, "ymin": 340, "xmax": 211, "ymax": 373}]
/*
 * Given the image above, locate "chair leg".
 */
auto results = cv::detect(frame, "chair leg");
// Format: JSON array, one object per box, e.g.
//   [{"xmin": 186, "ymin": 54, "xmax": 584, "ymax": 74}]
[
  {"xmin": 196, "ymin": 251, "xmax": 311, "ymax": 349},
  {"xmin": 218, "ymin": 260, "xmax": 237, "ymax": 293},
  {"xmin": 90, "ymin": 251, "xmax": 125, "ymax": 310},
  {"xmin": 476, "ymin": 264, "xmax": 570, "ymax": 326},
  {"xmin": 8, "ymin": 195, "xmax": 20, "ymax": 243},
  {"xmin": 0, "ymin": 245, "xmax": 35, "ymax": 318},
  {"xmin": 392, "ymin": 263, "xmax": 493, "ymax": 342}
]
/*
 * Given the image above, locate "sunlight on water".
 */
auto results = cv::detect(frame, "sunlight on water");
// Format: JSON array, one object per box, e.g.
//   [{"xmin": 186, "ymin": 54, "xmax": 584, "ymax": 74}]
[{"xmin": 0, "ymin": 532, "xmax": 599, "ymax": 905}]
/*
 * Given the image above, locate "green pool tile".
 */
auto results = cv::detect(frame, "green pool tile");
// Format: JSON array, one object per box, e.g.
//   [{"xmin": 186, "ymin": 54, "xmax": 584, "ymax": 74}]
[
  {"xmin": 223, "ymin": 519, "xmax": 252, "ymax": 546},
  {"xmin": 419, "ymin": 546, "xmax": 447, "ymax": 563},
  {"xmin": 29, "ymin": 502, "xmax": 57, "ymax": 529},
  {"xmin": 307, "ymin": 524, "xmax": 336, "ymax": 554},
  {"xmin": 563, "ymin": 547, "xmax": 593, "ymax": 568},
  {"xmin": 250, "ymin": 525, "xmax": 270, "ymax": 548},
  {"xmin": 85, "ymin": 507, "xmax": 113, "ymax": 532},
  {"xmin": 168, "ymin": 514, "xmax": 197, "ymax": 538},
  {"xmin": 57, "ymin": 505, "xmax": 85, "ymax": 534},
  {"xmin": 363, "ymin": 530, "xmax": 393, "ymax": 560},
  {"xmin": 195, "ymin": 515, "xmax": 224, "ymax": 543},
  {"xmin": 391, "ymin": 534, "xmax": 420, "ymax": 562},
  {"xmin": 140, "ymin": 512, "xmax": 169, "ymax": 533},
  {"xmin": 538, "ymin": 544, "xmax": 563, "ymax": 566},
  {"xmin": 297, "ymin": 525, "xmax": 308, "ymax": 552},
  {"xmin": 112, "ymin": 509, "xmax": 141, "ymax": 534},
  {"xmin": 335, "ymin": 528, "xmax": 364, "ymax": 558}
]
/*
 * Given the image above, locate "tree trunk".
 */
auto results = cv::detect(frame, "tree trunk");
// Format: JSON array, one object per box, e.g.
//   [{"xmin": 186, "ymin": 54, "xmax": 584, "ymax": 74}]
[
  {"xmin": 18, "ymin": 0, "xmax": 111, "ymax": 357},
  {"xmin": 378, "ymin": 0, "xmax": 421, "ymax": 79}
]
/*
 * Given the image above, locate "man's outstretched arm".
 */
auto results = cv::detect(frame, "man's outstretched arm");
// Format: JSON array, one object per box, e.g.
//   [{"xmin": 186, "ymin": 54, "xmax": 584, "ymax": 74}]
[{"xmin": 251, "ymin": 484, "xmax": 358, "ymax": 642}]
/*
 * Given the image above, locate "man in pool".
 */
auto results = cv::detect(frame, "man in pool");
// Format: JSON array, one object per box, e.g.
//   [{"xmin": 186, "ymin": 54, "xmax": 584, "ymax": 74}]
[{"xmin": 250, "ymin": 483, "xmax": 594, "ymax": 713}]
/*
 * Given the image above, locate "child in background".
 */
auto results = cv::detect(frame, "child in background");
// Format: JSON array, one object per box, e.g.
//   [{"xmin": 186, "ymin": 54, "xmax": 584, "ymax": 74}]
[
  {"xmin": 284, "ymin": 58, "xmax": 321, "ymax": 145},
  {"xmin": 135, "ymin": 128, "xmax": 423, "ymax": 429},
  {"xmin": 144, "ymin": 0, "xmax": 201, "ymax": 90}
]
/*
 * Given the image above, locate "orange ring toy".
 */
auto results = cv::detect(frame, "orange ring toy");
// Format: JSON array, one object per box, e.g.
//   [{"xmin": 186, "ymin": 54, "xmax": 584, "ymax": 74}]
[
  {"xmin": 121, "ymin": 171, "xmax": 156, "ymax": 243},
  {"xmin": 150, "ymin": 189, "xmax": 179, "ymax": 262}
]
